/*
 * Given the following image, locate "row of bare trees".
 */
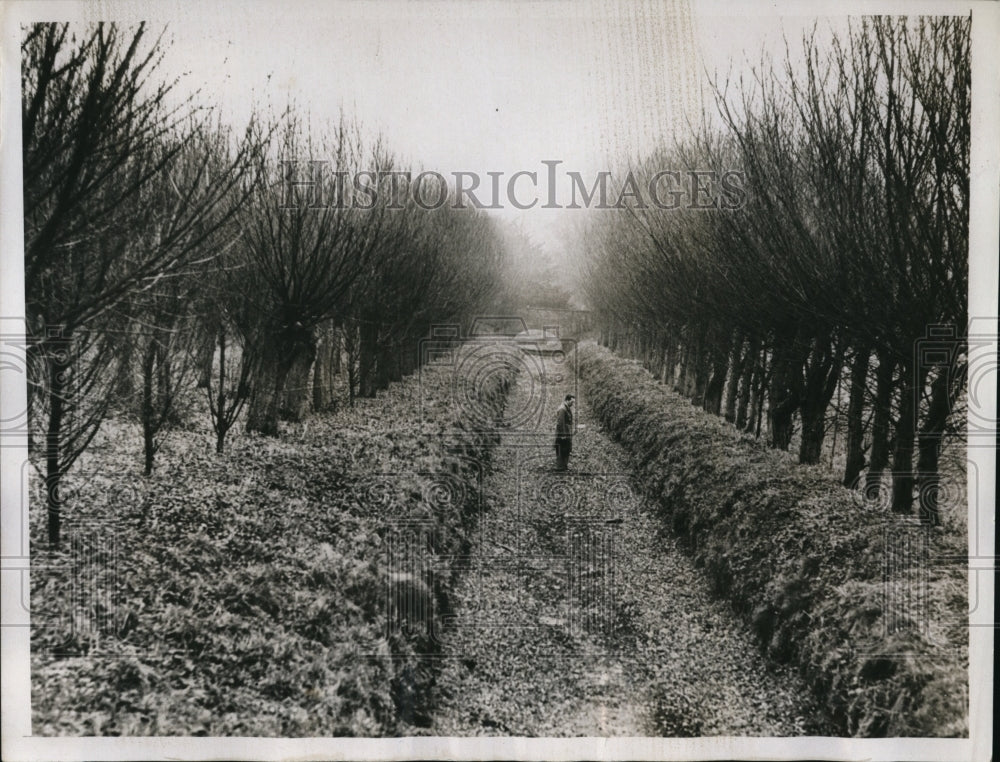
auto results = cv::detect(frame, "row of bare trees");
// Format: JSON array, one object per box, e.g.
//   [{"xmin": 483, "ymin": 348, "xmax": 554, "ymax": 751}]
[
  {"xmin": 23, "ymin": 23, "xmax": 510, "ymax": 546},
  {"xmin": 581, "ymin": 17, "xmax": 969, "ymax": 526}
]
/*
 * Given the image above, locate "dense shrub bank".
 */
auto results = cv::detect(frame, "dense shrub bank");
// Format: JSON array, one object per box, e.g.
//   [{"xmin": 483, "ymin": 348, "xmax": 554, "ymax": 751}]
[
  {"xmin": 576, "ymin": 342, "xmax": 967, "ymax": 737},
  {"xmin": 30, "ymin": 345, "xmax": 514, "ymax": 735}
]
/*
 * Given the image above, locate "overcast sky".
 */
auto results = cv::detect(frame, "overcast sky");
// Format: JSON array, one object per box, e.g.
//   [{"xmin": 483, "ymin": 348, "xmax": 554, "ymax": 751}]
[
  {"xmin": 9, "ymin": 0, "xmax": 968, "ymax": 255},
  {"xmin": 28, "ymin": 0, "xmax": 830, "ymax": 252}
]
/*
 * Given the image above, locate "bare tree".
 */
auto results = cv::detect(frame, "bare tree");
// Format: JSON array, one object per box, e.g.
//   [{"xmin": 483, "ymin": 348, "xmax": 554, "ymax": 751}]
[
  {"xmin": 578, "ymin": 17, "xmax": 969, "ymax": 525},
  {"xmin": 22, "ymin": 22, "xmax": 265, "ymax": 545},
  {"xmin": 235, "ymin": 115, "xmax": 384, "ymax": 435}
]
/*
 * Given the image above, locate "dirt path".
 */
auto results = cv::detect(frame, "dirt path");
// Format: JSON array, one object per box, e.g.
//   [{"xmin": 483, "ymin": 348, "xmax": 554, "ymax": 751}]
[{"xmin": 428, "ymin": 352, "xmax": 829, "ymax": 736}]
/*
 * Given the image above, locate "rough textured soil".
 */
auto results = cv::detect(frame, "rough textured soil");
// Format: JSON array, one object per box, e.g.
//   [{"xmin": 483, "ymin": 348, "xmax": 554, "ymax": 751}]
[{"xmin": 427, "ymin": 354, "xmax": 831, "ymax": 736}]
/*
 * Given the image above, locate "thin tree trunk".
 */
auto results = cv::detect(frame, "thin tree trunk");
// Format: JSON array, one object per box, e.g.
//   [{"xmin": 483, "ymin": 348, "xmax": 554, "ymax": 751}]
[
  {"xmin": 843, "ymin": 346, "xmax": 870, "ymax": 487},
  {"xmin": 649, "ymin": 334, "xmax": 663, "ymax": 380},
  {"xmin": 312, "ymin": 335, "xmax": 328, "ymax": 412},
  {"xmin": 676, "ymin": 337, "xmax": 691, "ymax": 394},
  {"xmin": 865, "ymin": 347, "xmax": 895, "ymax": 498},
  {"xmin": 375, "ymin": 339, "xmax": 393, "ymax": 391},
  {"xmin": 115, "ymin": 327, "xmax": 135, "ymax": 401},
  {"xmin": 46, "ymin": 350, "xmax": 65, "ymax": 548},
  {"xmin": 359, "ymin": 320, "xmax": 378, "ymax": 398},
  {"xmin": 344, "ymin": 323, "xmax": 358, "ymax": 406},
  {"xmin": 679, "ymin": 329, "xmax": 699, "ymax": 398},
  {"xmin": 196, "ymin": 331, "xmax": 215, "ymax": 389},
  {"xmin": 745, "ymin": 344, "xmax": 765, "ymax": 435},
  {"xmin": 400, "ymin": 335, "xmax": 417, "ymax": 377},
  {"xmin": 142, "ymin": 339, "xmax": 156, "ymax": 476},
  {"xmin": 890, "ymin": 355, "xmax": 921, "ymax": 514},
  {"xmin": 216, "ymin": 326, "xmax": 227, "ymax": 453},
  {"xmin": 332, "ymin": 327, "xmax": 342, "ymax": 375},
  {"xmin": 722, "ymin": 333, "xmax": 743, "ymax": 422},
  {"xmin": 664, "ymin": 338, "xmax": 677, "ymax": 388},
  {"xmin": 389, "ymin": 339, "xmax": 405, "ymax": 382},
  {"xmin": 755, "ymin": 386, "xmax": 765, "ymax": 439},
  {"xmin": 692, "ymin": 342, "xmax": 710, "ymax": 407},
  {"xmin": 735, "ymin": 336, "xmax": 758, "ymax": 430}
]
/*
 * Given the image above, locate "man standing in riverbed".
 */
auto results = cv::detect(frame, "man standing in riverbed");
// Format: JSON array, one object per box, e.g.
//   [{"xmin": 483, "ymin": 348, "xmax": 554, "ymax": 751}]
[{"xmin": 554, "ymin": 394, "xmax": 575, "ymax": 471}]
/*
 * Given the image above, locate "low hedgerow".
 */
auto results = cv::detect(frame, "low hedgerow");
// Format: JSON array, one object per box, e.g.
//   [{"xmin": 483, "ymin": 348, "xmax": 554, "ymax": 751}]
[
  {"xmin": 576, "ymin": 341, "xmax": 967, "ymax": 737},
  {"xmin": 30, "ymin": 343, "xmax": 515, "ymax": 736}
]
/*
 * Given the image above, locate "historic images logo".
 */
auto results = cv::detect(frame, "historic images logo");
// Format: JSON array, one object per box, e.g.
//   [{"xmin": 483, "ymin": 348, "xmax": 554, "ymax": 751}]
[{"xmin": 278, "ymin": 160, "xmax": 747, "ymax": 212}]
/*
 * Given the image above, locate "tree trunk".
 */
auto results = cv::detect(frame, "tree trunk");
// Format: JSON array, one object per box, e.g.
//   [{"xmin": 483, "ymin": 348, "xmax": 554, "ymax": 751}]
[
  {"xmin": 735, "ymin": 336, "xmax": 758, "ymax": 430},
  {"xmin": 649, "ymin": 334, "xmax": 663, "ymax": 380},
  {"xmin": 679, "ymin": 328, "xmax": 701, "ymax": 399},
  {"xmin": 399, "ymin": 336, "xmax": 417, "ymax": 377},
  {"xmin": 246, "ymin": 359, "xmax": 289, "ymax": 436},
  {"xmin": 843, "ymin": 346, "xmax": 870, "ymax": 487},
  {"xmin": 142, "ymin": 338, "xmax": 156, "ymax": 476},
  {"xmin": 768, "ymin": 341, "xmax": 798, "ymax": 451},
  {"xmin": 722, "ymin": 334, "xmax": 743, "ymax": 422},
  {"xmin": 343, "ymin": 323, "xmax": 358, "ymax": 405},
  {"xmin": 745, "ymin": 345, "xmax": 765, "ymax": 435},
  {"xmin": 797, "ymin": 333, "xmax": 843, "ymax": 465},
  {"xmin": 755, "ymin": 386, "xmax": 766, "ymax": 439},
  {"xmin": 312, "ymin": 335, "xmax": 329, "ymax": 412},
  {"xmin": 358, "ymin": 320, "xmax": 378, "ymax": 398},
  {"xmin": 114, "ymin": 328, "xmax": 135, "ymax": 402},
  {"xmin": 663, "ymin": 338, "xmax": 677, "ymax": 388},
  {"xmin": 703, "ymin": 340, "xmax": 728, "ymax": 416},
  {"xmin": 798, "ymin": 400, "xmax": 826, "ymax": 464},
  {"xmin": 196, "ymin": 330, "xmax": 215, "ymax": 389},
  {"xmin": 311, "ymin": 335, "xmax": 326, "ymax": 412},
  {"xmin": 915, "ymin": 367, "xmax": 952, "ymax": 526},
  {"xmin": 281, "ymin": 338, "xmax": 317, "ymax": 421},
  {"xmin": 768, "ymin": 398, "xmax": 795, "ymax": 450},
  {"xmin": 676, "ymin": 338, "xmax": 692, "ymax": 395},
  {"xmin": 890, "ymin": 355, "xmax": 922, "ymax": 514},
  {"xmin": 389, "ymin": 339, "xmax": 405, "ymax": 382},
  {"xmin": 375, "ymin": 339, "xmax": 393, "ymax": 392},
  {"xmin": 156, "ymin": 337, "xmax": 179, "ymax": 427},
  {"xmin": 247, "ymin": 334, "xmax": 305, "ymax": 436},
  {"xmin": 332, "ymin": 327, "xmax": 342, "ymax": 375},
  {"xmin": 865, "ymin": 346, "xmax": 895, "ymax": 498},
  {"xmin": 216, "ymin": 326, "xmax": 227, "ymax": 454},
  {"xmin": 45, "ymin": 350, "xmax": 66, "ymax": 548},
  {"xmin": 692, "ymin": 342, "xmax": 710, "ymax": 407}
]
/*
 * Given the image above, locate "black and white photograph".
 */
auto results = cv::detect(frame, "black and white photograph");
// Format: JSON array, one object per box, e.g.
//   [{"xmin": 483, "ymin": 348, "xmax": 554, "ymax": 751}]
[{"xmin": 0, "ymin": 0, "xmax": 996, "ymax": 760}]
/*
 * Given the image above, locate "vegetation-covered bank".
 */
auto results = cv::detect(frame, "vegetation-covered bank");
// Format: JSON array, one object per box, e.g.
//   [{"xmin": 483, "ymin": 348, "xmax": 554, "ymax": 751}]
[
  {"xmin": 430, "ymin": 353, "xmax": 827, "ymax": 737},
  {"xmin": 30, "ymin": 345, "xmax": 514, "ymax": 736},
  {"xmin": 576, "ymin": 342, "xmax": 967, "ymax": 737}
]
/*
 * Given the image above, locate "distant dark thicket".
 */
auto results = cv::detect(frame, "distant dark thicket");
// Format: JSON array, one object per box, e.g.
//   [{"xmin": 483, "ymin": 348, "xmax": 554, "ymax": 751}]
[
  {"xmin": 581, "ymin": 17, "xmax": 970, "ymax": 527},
  {"xmin": 21, "ymin": 23, "xmax": 512, "ymax": 546}
]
